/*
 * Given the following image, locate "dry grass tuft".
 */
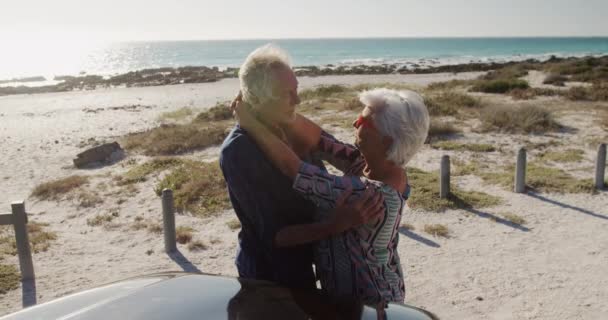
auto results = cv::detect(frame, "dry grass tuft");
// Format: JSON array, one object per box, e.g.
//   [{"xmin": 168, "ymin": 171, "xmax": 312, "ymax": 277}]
[
  {"xmin": 500, "ymin": 213, "xmax": 527, "ymax": 226},
  {"xmin": 155, "ymin": 160, "xmax": 230, "ymax": 217},
  {"xmin": 299, "ymin": 85, "xmax": 350, "ymax": 100},
  {"xmin": 176, "ymin": 226, "xmax": 194, "ymax": 244},
  {"xmin": 426, "ymin": 80, "xmax": 471, "ymax": 91},
  {"xmin": 187, "ymin": 240, "xmax": 208, "ymax": 251},
  {"xmin": 562, "ymin": 83, "xmax": 608, "ymax": 102},
  {"xmin": 431, "ymin": 141, "xmax": 496, "ymax": 152},
  {"xmin": 76, "ymin": 190, "xmax": 104, "ymax": 208},
  {"xmin": 424, "ymin": 91, "xmax": 482, "ymax": 117},
  {"xmin": 31, "ymin": 175, "xmax": 89, "ymax": 200},
  {"xmin": 538, "ymin": 149, "xmax": 584, "ymax": 163},
  {"xmin": 423, "ymin": 224, "xmax": 450, "ymax": 238},
  {"xmin": 508, "ymin": 87, "xmax": 559, "ymax": 100},
  {"xmin": 0, "ymin": 264, "xmax": 20, "ymax": 294},
  {"xmin": 0, "ymin": 222, "xmax": 57, "ymax": 256},
  {"xmin": 427, "ymin": 120, "xmax": 462, "ymax": 142},
  {"xmin": 147, "ymin": 223, "xmax": 163, "ymax": 234},
  {"xmin": 158, "ymin": 107, "xmax": 194, "ymax": 122},
  {"xmin": 226, "ymin": 218, "xmax": 241, "ymax": 231},
  {"xmin": 87, "ymin": 209, "xmax": 119, "ymax": 227},
  {"xmin": 479, "ymin": 105, "xmax": 561, "ymax": 134},
  {"xmin": 400, "ymin": 223, "xmax": 415, "ymax": 231},
  {"xmin": 193, "ymin": 102, "xmax": 233, "ymax": 122}
]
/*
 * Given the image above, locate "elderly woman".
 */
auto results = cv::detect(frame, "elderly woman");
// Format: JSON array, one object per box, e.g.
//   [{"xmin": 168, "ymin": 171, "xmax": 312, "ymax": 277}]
[{"xmin": 235, "ymin": 88, "xmax": 430, "ymax": 309}]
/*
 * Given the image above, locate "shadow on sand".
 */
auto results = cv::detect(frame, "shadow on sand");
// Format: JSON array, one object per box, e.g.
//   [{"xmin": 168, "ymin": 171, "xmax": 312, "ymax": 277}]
[
  {"xmin": 464, "ymin": 208, "xmax": 531, "ymax": 232},
  {"xmin": 168, "ymin": 249, "xmax": 202, "ymax": 274},
  {"xmin": 398, "ymin": 227, "xmax": 441, "ymax": 248},
  {"xmin": 527, "ymin": 192, "xmax": 608, "ymax": 221}
]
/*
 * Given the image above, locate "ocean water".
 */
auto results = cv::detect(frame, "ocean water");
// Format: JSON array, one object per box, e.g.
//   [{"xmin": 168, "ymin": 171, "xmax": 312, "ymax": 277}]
[{"xmin": 1, "ymin": 37, "xmax": 608, "ymax": 84}]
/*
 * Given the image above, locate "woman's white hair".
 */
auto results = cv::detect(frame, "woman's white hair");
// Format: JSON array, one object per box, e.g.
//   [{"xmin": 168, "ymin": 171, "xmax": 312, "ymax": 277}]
[
  {"xmin": 359, "ymin": 88, "xmax": 430, "ymax": 168},
  {"xmin": 239, "ymin": 44, "xmax": 292, "ymax": 108}
]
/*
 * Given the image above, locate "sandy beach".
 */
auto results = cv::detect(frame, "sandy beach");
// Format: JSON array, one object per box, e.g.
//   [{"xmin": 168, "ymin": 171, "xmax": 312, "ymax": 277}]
[{"xmin": 1, "ymin": 70, "xmax": 607, "ymax": 320}]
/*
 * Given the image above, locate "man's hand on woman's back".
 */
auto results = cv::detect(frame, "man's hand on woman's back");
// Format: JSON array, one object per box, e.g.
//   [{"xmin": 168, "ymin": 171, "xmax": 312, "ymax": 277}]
[{"xmin": 329, "ymin": 187, "xmax": 384, "ymax": 233}]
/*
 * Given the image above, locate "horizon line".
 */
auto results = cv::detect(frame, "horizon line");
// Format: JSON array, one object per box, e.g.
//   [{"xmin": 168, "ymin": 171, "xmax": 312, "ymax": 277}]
[{"xmin": 115, "ymin": 35, "xmax": 608, "ymax": 43}]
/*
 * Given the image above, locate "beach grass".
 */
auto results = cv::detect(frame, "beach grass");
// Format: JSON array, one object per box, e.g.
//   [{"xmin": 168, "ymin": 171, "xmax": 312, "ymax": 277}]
[
  {"xmin": 0, "ymin": 264, "xmax": 20, "ymax": 294},
  {"xmin": 499, "ymin": 212, "xmax": 527, "ymax": 226},
  {"xmin": 154, "ymin": 160, "xmax": 230, "ymax": 217},
  {"xmin": 158, "ymin": 107, "xmax": 194, "ymax": 122},
  {"xmin": 478, "ymin": 163, "xmax": 595, "ymax": 194},
  {"xmin": 538, "ymin": 149, "xmax": 585, "ymax": 163},
  {"xmin": 424, "ymin": 91, "xmax": 482, "ymax": 117},
  {"xmin": 187, "ymin": 240, "xmax": 208, "ymax": 252},
  {"xmin": 423, "ymin": 224, "xmax": 450, "ymax": 238},
  {"xmin": 563, "ymin": 83, "xmax": 608, "ymax": 101},
  {"xmin": 471, "ymin": 79, "xmax": 530, "ymax": 94},
  {"xmin": 0, "ymin": 222, "xmax": 57, "ymax": 256},
  {"xmin": 406, "ymin": 167, "xmax": 502, "ymax": 212},
  {"xmin": 87, "ymin": 210, "xmax": 119, "ymax": 227},
  {"xmin": 427, "ymin": 120, "xmax": 462, "ymax": 142},
  {"xmin": 123, "ymin": 101, "xmax": 234, "ymax": 156},
  {"xmin": 31, "ymin": 175, "xmax": 89, "ymax": 200},
  {"xmin": 175, "ymin": 226, "xmax": 194, "ymax": 244},
  {"xmin": 226, "ymin": 218, "xmax": 241, "ymax": 231},
  {"xmin": 479, "ymin": 105, "xmax": 561, "ymax": 134},
  {"xmin": 431, "ymin": 141, "xmax": 496, "ymax": 152},
  {"xmin": 116, "ymin": 158, "xmax": 184, "ymax": 185}
]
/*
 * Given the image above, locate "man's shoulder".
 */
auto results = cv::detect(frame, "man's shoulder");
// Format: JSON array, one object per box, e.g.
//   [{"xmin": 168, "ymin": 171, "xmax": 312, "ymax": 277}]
[{"xmin": 221, "ymin": 126, "xmax": 257, "ymax": 158}]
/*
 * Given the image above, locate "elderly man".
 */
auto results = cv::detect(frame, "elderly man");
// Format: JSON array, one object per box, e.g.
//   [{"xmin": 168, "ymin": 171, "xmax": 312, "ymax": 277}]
[{"xmin": 220, "ymin": 45, "xmax": 376, "ymax": 289}]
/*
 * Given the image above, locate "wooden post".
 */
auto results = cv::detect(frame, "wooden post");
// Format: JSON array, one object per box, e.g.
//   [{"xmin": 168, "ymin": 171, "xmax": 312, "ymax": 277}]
[
  {"xmin": 161, "ymin": 189, "xmax": 176, "ymax": 253},
  {"xmin": 11, "ymin": 201, "xmax": 35, "ymax": 281},
  {"xmin": 596, "ymin": 143, "xmax": 607, "ymax": 190},
  {"xmin": 515, "ymin": 148, "xmax": 527, "ymax": 193},
  {"xmin": 440, "ymin": 155, "xmax": 450, "ymax": 199}
]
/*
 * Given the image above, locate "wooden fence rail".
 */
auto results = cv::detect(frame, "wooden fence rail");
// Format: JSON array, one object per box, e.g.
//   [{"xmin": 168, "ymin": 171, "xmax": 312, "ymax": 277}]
[{"xmin": 0, "ymin": 201, "xmax": 35, "ymax": 281}]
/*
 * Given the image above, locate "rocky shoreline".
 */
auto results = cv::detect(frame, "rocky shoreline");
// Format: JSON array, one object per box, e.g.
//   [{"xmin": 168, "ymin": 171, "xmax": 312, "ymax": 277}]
[{"xmin": 1, "ymin": 55, "xmax": 605, "ymax": 96}]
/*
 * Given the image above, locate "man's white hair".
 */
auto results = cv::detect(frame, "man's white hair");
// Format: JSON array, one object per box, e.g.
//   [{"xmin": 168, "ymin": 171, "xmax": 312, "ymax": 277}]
[
  {"xmin": 359, "ymin": 88, "xmax": 430, "ymax": 168},
  {"xmin": 239, "ymin": 44, "xmax": 292, "ymax": 108}
]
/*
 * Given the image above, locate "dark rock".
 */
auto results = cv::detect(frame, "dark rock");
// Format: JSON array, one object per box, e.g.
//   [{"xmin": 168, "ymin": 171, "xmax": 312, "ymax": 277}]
[{"xmin": 73, "ymin": 142, "xmax": 124, "ymax": 168}]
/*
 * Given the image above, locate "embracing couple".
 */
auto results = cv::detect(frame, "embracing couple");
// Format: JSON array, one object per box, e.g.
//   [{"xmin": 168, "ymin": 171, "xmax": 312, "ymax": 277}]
[{"xmin": 219, "ymin": 44, "xmax": 430, "ymax": 312}]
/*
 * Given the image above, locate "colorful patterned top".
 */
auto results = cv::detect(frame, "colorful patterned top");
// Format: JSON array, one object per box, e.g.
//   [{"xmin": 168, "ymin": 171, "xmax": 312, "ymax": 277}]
[{"xmin": 293, "ymin": 132, "xmax": 408, "ymax": 305}]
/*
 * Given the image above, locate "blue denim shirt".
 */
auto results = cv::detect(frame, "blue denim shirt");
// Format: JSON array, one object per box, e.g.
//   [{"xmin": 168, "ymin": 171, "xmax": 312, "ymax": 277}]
[{"xmin": 219, "ymin": 125, "xmax": 317, "ymax": 289}]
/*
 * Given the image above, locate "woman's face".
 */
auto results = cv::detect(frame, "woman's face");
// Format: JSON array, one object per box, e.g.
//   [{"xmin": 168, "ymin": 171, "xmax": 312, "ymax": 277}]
[{"xmin": 353, "ymin": 106, "xmax": 391, "ymax": 166}]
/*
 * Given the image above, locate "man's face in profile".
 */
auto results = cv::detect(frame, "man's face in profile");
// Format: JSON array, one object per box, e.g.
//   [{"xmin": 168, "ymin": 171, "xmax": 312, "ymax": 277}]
[{"xmin": 257, "ymin": 66, "xmax": 300, "ymax": 126}]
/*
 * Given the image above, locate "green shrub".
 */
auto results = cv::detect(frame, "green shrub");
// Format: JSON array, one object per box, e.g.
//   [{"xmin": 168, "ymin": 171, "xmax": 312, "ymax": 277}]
[
  {"xmin": 479, "ymin": 105, "xmax": 561, "ymax": 134},
  {"xmin": 424, "ymin": 91, "xmax": 482, "ymax": 116},
  {"xmin": 155, "ymin": 161, "xmax": 230, "ymax": 217},
  {"xmin": 471, "ymin": 79, "xmax": 530, "ymax": 94}
]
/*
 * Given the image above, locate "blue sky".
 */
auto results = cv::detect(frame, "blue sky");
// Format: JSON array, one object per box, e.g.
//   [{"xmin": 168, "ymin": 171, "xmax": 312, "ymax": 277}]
[{"xmin": 2, "ymin": 0, "xmax": 607, "ymax": 41}]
